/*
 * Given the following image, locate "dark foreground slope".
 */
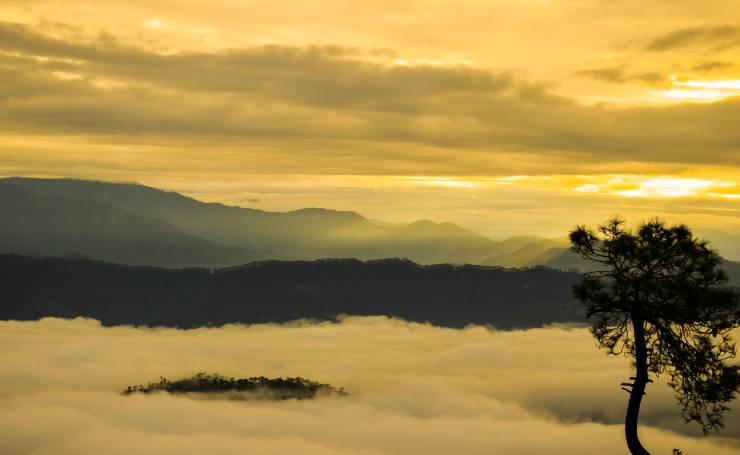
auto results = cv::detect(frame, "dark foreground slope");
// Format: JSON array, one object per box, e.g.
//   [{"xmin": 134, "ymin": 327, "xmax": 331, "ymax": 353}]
[{"xmin": 0, "ymin": 255, "xmax": 584, "ymax": 329}]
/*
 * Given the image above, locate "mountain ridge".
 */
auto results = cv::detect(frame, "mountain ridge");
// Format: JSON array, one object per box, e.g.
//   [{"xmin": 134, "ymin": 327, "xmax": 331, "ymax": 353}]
[
  {"xmin": 1, "ymin": 177, "xmax": 507, "ymax": 265},
  {"xmin": 2, "ymin": 177, "xmax": 737, "ymax": 271},
  {"xmin": 0, "ymin": 183, "xmax": 261, "ymax": 267}
]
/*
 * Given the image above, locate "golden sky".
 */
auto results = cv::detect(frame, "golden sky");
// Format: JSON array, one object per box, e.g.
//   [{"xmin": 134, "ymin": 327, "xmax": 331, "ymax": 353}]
[{"xmin": 0, "ymin": 0, "xmax": 739, "ymax": 237}]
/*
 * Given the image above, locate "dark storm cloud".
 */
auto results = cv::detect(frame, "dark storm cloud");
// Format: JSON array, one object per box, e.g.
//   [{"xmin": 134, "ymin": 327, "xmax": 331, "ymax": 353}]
[
  {"xmin": 0, "ymin": 21, "xmax": 739, "ymax": 170},
  {"xmin": 646, "ymin": 24, "xmax": 740, "ymax": 51}
]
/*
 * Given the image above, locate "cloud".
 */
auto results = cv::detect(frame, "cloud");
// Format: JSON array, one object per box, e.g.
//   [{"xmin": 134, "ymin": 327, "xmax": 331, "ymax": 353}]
[
  {"xmin": 692, "ymin": 61, "xmax": 733, "ymax": 72},
  {"xmin": 631, "ymin": 71, "xmax": 664, "ymax": 84},
  {"xmin": 0, "ymin": 21, "xmax": 739, "ymax": 175},
  {"xmin": 2, "ymin": 0, "xmax": 739, "ymax": 109},
  {"xmin": 0, "ymin": 317, "xmax": 737, "ymax": 455},
  {"xmin": 647, "ymin": 24, "xmax": 740, "ymax": 51},
  {"xmin": 577, "ymin": 66, "xmax": 629, "ymax": 82},
  {"xmin": 576, "ymin": 66, "xmax": 665, "ymax": 85},
  {"xmin": 0, "ymin": 22, "xmax": 516, "ymax": 110}
]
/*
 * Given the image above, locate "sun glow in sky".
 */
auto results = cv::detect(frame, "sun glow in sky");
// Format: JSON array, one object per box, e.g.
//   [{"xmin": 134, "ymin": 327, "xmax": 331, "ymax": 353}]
[
  {"xmin": 0, "ymin": 0, "xmax": 738, "ymax": 237},
  {"xmin": 659, "ymin": 77, "xmax": 740, "ymax": 102},
  {"xmin": 400, "ymin": 177, "xmax": 483, "ymax": 188},
  {"xmin": 573, "ymin": 176, "xmax": 738, "ymax": 198},
  {"xmin": 399, "ymin": 175, "xmax": 739, "ymax": 199},
  {"xmin": 143, "ymin": 18, "xmax": 165, "ymax": 29},
  {"xmin": 679, "ymin": 80, "xmax": 740, "ymax": 90},
  {"xmin": 614, "ymin": 177, "xmax": 727, "ymax": 198}
]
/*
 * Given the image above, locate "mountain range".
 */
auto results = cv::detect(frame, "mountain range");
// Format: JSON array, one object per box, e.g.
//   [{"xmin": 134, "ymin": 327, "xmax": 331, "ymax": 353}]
[{"xmin": 1, "ymin": 177, "xmax": 738, "ymax": 285}]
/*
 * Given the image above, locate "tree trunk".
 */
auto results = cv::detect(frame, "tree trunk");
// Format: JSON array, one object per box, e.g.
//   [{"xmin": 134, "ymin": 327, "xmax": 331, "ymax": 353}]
[{"xmin": 625, "ymin": 316, "xmax": 651, "ymax": 455}]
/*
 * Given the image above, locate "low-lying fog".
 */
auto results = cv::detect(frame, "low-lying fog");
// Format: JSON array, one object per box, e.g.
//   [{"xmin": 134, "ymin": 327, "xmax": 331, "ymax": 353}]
[{"xmin": 1, "ymin": 317, "xmax": 737, "ymax": 454}]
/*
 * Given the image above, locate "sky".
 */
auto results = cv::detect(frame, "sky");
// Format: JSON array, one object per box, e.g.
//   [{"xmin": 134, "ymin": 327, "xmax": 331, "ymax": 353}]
[
  {"xmin": 0, "ymin": 0, "xmax": 739, "ymax": 238},
  {"xmin": 1, "ymin": 317, "xmax": 738, "ymax": 454}
]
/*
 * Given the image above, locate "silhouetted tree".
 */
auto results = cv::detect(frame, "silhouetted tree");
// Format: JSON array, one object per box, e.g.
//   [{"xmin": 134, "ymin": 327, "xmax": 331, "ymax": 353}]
[{"xmin": 570, "ymin": 217, "xmax": 739, "ymax": 455}]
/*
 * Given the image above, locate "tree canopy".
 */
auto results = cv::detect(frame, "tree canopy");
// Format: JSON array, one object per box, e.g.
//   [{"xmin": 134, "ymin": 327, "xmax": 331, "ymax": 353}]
[
  {"xmin": 122, "ymin": 372, "xmax": 346, "ymax": 400},
  {"xmin": 570, "ymin": 217, "xmax": 739, "ymax": 455}
]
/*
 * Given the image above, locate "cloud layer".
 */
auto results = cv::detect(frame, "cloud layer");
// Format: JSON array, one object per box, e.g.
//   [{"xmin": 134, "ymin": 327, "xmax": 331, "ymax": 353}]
[
  {"xmin": 1, "ymin": 20, "xmax": 740, "ymax": 172},
  {"xmin": 647, "ymin": 25, "xmax": 740, "ymax": 51},
  {"xmin": 1, "ymin": 317, "xmax": 737, "ymax": 454}
]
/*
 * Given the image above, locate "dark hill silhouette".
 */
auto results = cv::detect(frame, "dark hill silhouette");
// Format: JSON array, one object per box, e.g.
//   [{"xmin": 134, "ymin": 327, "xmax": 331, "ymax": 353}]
[
  {"xmin": 543, "ymin": 248, "xmax": 596, "ymax": 271},
  {"xmin": 482, "ymin": 238, "xmax": 569, "ymax": 267},
  {"xmin": 1, "ymin": 177, "xmax": 507, "ymax": 264},
  {"xmin": 0, "ymin": 183, "xmax": 260, "ymax": 267},
  {"xmin": 695, "ymin": 228, "xmax": 740, "ymax": 261},
  {"xmin": 542, "ymin": 248, "xmax": 740, "ymax": 286},
  {"xmin": 0, "ymin": 254, "xmax": 584, "ymax": 329},
  {"xmin": 723, "ymin": 260, "xmax": 740, "ymax": 286}
]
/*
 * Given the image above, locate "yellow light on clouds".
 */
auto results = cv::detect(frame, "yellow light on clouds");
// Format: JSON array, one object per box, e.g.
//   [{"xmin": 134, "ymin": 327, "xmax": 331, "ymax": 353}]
[
  {"xmin": 574, "ymin": 184, "xmax": 600, "ymax": 193},
  {"xmin": 144, "ymin": 18, "xmax": 165, "ymax": 28},
  {"xmin": 392, "ymin": 175, "xmax": 739, "ymax": 201},
  {"xmin": 662, "ymin": 89, "xmax": 727, "ymax": 102},
  {"xmin": 400, "ymin": 176, "xmax": 481, "ymax": 188},
  {"xmin": 615, "ymin": 178, "xmax": 715, "ymax": 198},
  {"xmin": 659, "ymin": 78, "xmax": 740, "ymax": 103},
  {"xmin": 570, "ymin": 176, "xmax": 737, "ymax": 199},
  {"xmin": 51, "ymin": 71, "xmax": 84, "ymax": 81},
  {"xmin": 396, "ymin": 175, "xmax": 739, "ymax": 199},
  {"xmin": 677, "ymin": 80, "xmax": 740, "ymax": 90}
]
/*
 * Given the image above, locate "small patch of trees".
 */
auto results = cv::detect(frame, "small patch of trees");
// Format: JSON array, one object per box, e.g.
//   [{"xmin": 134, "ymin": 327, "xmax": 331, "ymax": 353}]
[{"xmin": 122, "ymin": 372, "xmax": 346, "ymax": 400}]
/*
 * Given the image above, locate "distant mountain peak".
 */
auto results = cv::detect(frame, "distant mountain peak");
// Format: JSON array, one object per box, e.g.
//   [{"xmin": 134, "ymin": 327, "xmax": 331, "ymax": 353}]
[
  {"xmin": 407, "ymin": 219, "xmax": 470, "ymax": 230},
  {"xmin": 0, "ymin": 182, "xmax": 259, "ymax": 268},
  {"xmin": 287, "ymin": 207, "xmax": 366, "ymax": 220}
]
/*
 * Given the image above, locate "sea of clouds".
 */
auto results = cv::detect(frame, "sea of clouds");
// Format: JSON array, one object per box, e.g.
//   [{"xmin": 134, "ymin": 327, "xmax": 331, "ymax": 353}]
[{"xmin": 0, "ymin": 316, "xmax": 737, "ymax": 455}]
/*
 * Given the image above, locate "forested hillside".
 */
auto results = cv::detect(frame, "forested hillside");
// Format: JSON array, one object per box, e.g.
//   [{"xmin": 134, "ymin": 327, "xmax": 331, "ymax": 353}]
[{"xmin": 0, "ymin": 254, "xmax": 584, "ymax": 329}]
